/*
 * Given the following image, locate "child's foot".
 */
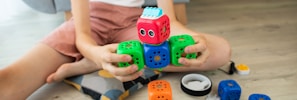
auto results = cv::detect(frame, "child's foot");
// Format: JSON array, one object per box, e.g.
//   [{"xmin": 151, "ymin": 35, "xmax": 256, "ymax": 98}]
[{"xmin": 46, "ymin": 58, "xmax": 101, "ymax": 83}]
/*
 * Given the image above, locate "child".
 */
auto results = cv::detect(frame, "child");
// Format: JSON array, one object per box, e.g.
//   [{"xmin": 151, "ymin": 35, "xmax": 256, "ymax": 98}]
[{"xmin": 0, "ymin": 0, "xmax": 231, "ymax": 99}]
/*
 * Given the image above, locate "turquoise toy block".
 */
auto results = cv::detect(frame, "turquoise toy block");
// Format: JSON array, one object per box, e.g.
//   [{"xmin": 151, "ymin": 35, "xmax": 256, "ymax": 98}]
[{"xmin": 141, "ymin": 7, "xmax": 163, "ymax": 19}]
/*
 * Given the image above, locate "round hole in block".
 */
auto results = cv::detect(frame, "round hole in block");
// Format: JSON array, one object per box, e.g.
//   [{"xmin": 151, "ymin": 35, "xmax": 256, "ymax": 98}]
[
  {"xmin": 156, "ymin": 84, "xmax": 162, "ymax": 88},
  {"xmin": 181, "ymin": 53, "xmax": 187, "ymax": 57},
  {"xmin": 126, "ymin": 43, "xmax": 132, "ymax": 48},
  {"xmin": 154, "ymin": 55, "xmax": 161, "ymax": 62},
  {"xmin": 228, "ymin": 83, "xmax": 234, "ymax": 86},
  {"xmin": 162, "ymin": 26, "xmax": 166, "ymax": 33},
  {"xmin": 259, "ymin": 98, "xmax": 264, "ymax": 100},
  {"xmin": 178, "ymin": 38, "xmax": 185, "ymax": 42},
  {"xmin": 128, "ymin": 60, "xmax": 134, "ymax": 65}
]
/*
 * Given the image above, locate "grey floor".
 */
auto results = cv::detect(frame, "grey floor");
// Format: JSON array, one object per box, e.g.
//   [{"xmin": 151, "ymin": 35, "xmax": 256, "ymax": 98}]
[
  {"xmin": 1, "ymin": 0, "xmax": 297, "ymax": 100},
  {"xmin": 0, "ymin": 0, "xmax": 64, "ymax": 67}
]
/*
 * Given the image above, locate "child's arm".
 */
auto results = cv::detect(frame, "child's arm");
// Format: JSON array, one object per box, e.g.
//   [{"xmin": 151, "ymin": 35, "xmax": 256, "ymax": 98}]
[
  {"xmin": 157, "ymin": 0, "xmax": 231, "ymax": 71},
  {"xmin": 70, "ymin": 0, "xmax": 142, "ymax": 82}
]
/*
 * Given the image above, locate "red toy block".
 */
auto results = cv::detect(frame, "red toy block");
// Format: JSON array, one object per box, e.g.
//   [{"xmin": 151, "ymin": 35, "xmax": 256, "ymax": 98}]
[{"xmin": 137, "ymin": 15, "xmax": 170, "ymax": 44}]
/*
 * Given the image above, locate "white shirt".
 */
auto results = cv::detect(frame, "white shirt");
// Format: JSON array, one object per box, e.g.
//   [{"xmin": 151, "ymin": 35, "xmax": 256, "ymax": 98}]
[{"xmin": 90, "ymin": 0, "xmax": 145, "ymax": 7}]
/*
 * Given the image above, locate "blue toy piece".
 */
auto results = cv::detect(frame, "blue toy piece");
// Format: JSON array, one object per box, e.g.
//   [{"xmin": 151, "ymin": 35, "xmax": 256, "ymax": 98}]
[
  {"xmin": 248, "ymin": 94, "xmax": 271, "ymax": 100},
  {"xmin": 218, "ymin": 79, "xmax": 241, "ymax": 100},
  {"xmin": 141, "ymin": 7, "xmax": 163, "ymax": 19},
  {"xmin": 143, "ymin": 41, "xmax": 170, "ymax": 69}
]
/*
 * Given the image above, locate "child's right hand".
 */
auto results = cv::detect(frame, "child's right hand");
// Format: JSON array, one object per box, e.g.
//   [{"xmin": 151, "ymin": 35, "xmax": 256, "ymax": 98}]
[{"xmin": 90, "ymin": 43, "xmax": 143, "ymax": 82}]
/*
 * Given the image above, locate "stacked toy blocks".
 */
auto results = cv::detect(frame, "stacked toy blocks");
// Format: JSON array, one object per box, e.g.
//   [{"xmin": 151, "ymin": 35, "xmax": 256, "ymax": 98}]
[
  {"xmin": 117, "ymin": 7, "xmax": 196, "ymax": 70},
  {"xmin": 218, "ymin": 79, "xmax": 241, "ymax": 100}
]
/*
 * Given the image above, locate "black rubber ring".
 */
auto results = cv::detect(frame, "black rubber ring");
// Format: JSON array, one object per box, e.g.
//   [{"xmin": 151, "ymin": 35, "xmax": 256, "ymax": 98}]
[{"xmin": 180, "ymin": 74, "xmax": 212, "ymax": 96}]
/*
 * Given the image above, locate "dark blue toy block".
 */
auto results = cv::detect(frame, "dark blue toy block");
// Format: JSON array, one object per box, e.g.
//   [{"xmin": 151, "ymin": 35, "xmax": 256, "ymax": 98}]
[
  {"xmin": 218, "ymin": 79, "xmax": 241, "ymax": 100},
  {"xmin": 249, "ymin": 94, "xmax": 271, "ymax": 100},
  {"xmin": 143, "ymin": 41, "xmax": 170, "ymax": 69}
]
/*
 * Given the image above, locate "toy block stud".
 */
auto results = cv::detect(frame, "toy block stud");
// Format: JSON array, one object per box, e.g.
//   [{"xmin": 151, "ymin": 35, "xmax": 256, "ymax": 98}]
[
  {"xmin": 117, "ymin": 40, "xmax": 145, "ymax": 71},
  {"xmin": 143, "ymin": 41, "xmax": 170, "ymax": 69},
  {"xmin": 218, "ymin": 79, "xmax": 241, "ymax": 100},
  {"xmin": 137, "ymin": 7, "xmax": 170, "ymax": 44},
  {"xmin": 169, "ymin": 34, "xmax": 197, "ymax": 66},
  {"xmin": 148, "ymin": 80, "xmax": 172, "ymax": 100},
  {"xmin": 248, "ymin": 94, "xmax": 271, "ymax": 100}
]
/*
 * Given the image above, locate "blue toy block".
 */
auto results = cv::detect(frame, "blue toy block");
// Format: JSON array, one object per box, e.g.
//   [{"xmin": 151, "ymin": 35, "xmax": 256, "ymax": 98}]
[
  {"xmin": 248, "ymin": 94, "xmax": 271, "ymax": 100},
  {"xmin": 143, "ymin": 41, "xmax": 170, "ymax": 69},
  {"xmin": 218, "ymin": 79, "xmax": 241, "ymax": 100},
  {"xmin": 141, "ymin": 7, "xmax": 163, "ymax": 19}
]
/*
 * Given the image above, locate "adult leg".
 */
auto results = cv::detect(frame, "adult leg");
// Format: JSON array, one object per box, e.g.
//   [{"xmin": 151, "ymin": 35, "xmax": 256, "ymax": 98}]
[{"xmin": 0, "ymin": 43, "xmax": 73, "ymax": 99}]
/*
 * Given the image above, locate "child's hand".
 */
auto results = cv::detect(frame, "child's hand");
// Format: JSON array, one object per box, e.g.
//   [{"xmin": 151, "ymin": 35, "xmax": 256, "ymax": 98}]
[
  {"xmin": 91, "ymin": 43, "xmax": 143, "ymax": 82},
  {"xmin": 178, "ymin": 35, "xmax": 210, "ymax": 67}
]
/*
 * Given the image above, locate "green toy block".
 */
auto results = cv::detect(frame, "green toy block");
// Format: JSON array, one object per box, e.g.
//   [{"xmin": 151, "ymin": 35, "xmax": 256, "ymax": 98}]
[
  {"xmin": 169, "ymin": 34, "xmax": 197, "ymax": 66},
  {"xmin": 117, "ymin": 40, "xmax": 145, "ymax": 71}
]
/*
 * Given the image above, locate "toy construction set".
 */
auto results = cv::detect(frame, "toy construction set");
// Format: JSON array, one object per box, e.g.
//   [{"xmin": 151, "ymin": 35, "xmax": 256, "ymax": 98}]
[{"xmin": 117, "ymin": 7, "xmax": 270, "ymax": 100}]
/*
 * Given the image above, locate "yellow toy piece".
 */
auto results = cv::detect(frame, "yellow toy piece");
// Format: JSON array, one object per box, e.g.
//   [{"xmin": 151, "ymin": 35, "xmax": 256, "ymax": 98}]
[{"xmin": 236, "ymin": 64, "xmax": 250, "ymax": 75}]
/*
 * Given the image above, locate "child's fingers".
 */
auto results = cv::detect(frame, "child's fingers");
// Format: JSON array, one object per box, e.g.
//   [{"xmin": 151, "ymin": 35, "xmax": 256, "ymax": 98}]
[
  {"xmin": 178, "ymin": 50, "xmax": 210, "ymax": 67},
  {"xmin": 184, "ymin": 43, "xmax": 206, "ymax": 54},
  {"xmin": 103, "ymin": 53, "xmax": 132, "ymax": 63},
  {"xmin": 103, "ymin": 63, "xmax": 138, "ymax": 76}
]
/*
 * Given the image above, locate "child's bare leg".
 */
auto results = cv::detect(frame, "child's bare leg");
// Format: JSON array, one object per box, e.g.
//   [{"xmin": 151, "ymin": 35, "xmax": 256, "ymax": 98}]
[
  {"xmin": 47, "ymin": 57, "xmax": 101, "ymax": 83},
  {"xmin": 0, "ymin": 43, "xmax": 73, "ymax": 99}
]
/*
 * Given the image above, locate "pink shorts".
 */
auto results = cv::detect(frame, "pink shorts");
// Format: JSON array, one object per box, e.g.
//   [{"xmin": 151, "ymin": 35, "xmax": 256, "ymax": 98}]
[{"xmin": 41, "ymin": 2, "xmax": 143, "ymax": 61}]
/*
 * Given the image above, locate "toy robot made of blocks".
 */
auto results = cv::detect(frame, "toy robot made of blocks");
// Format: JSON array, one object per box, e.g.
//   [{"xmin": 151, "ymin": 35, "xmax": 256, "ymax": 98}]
[{"xmin": 117, "ymin": 7, "xmax": 197, "ymax": 70}]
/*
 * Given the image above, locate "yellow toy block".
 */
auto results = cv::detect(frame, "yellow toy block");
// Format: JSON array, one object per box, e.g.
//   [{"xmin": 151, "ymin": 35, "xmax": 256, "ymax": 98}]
[{"xmin": 236, "ymin": 64, "xmax": 250, "ymax": 75}]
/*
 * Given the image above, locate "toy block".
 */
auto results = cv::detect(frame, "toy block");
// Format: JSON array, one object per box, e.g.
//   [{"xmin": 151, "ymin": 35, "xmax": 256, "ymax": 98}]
[
  {"xmin": 248, "ymin": 94, "xmax": 271, "ymax": 100},
  {"xmin": 143, "ymin": 41, "xmax": 170, "ymax": 69},
  {"xmin": 148, "ymin": 80, "xmax": 172, "ymax": 100},
  {"xmin": 117, "ymin": 40, "xmax": 145, "ymax": 71},
  {"xmin": 236, "ymin": 64, "xmax": 250, "ymax": 75},
  {"xmin": 218, "ymin": 79, "xmax": 241, "ymax": 100},
  {"xmin": 137, "ymin": 8, "xmax": 170, "ymax": 44},
  {"xmin": 169, "ymin": 34, "xmax": 197, "ymax": 66},
  {"xmin": 141, "ymin": 7, "xmax": 164, "ymax": 19}
]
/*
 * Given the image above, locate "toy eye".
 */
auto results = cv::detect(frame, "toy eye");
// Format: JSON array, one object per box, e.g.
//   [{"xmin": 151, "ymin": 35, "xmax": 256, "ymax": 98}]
[
  {"xmin": 148, "ymin": 30, "xmax": 155, "ymax": 37},
  {"xmin": 140, "ymin": 28, "xmax": 146, "ymax": 36}
]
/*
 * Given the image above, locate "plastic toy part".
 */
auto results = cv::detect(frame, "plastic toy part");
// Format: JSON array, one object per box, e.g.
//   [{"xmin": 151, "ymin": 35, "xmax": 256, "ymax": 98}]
[
  {"xmin": 218, "ymin": 79, "xmax": 241, "ymax": 100},
  {"xmin": 181, "ymin": 74, "xmax": 212, "ymax": 96},
  {"xmin": 143, "ymin": 41, "xmax": 170, "ymax": 69},
  {"xmin": 141, "ymin": 7, "xmax": 164, "ymax": 19},
  {"xmin": 137, "ymin": 14, "xmax": 170, "ymax": 44},
  {"xmin": 169, "ymin": 34, "xmax": 197, "ymax": 66},
  {"xmin": 117, "ymin": 40, "xmax": 145, "ymax": 71},
  {"xmin": 236, "ymin": 64, "xmax": 250, "ymax": 75},
  {"xmin": 148, "ymin": 80, "xmax": 172, "ymax": 100},
  {"xmin": 248, "ymin": 94, "xmax": 271, "ymax": 100}
]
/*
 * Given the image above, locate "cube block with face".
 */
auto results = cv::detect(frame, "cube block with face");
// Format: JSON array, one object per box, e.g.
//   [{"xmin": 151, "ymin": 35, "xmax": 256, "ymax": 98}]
[{"xmin": 137, "ymin": 14, "xmax": 170, "ymax": 45}]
